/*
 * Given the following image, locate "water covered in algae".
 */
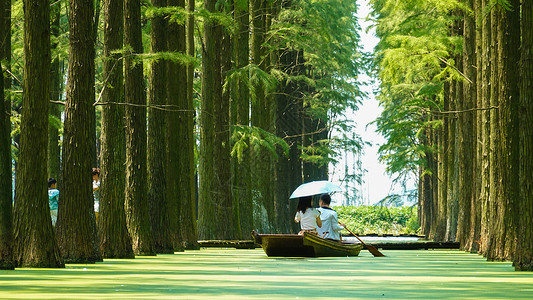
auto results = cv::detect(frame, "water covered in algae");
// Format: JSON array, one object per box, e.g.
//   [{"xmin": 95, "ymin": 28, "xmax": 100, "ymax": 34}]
[{"xmin": 0, "ymin": 248, "xmax": 532, "ymax": 299}]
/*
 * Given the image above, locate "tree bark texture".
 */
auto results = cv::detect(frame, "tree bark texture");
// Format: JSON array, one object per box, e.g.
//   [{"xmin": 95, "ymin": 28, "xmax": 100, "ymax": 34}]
[
  {"xmin": 515, "ymin": 0, "xmax": 533, "ymax": 271},
  {"xmin": 98, "ymin": 0, "xmax": 134, "ymax": 259},
  {"xmin": 445, "ymin": 76, "xmax": 459, "ymax": 242},
  {"xmin": 166, "ymin": 0, "xmax": 186, "ymax": 250},
  {"xmin": 182, "ymin": 0, "xmax": 199, "ymax": 249},
  {"xmin": 434, "ymin": 80, "xmax": 449, "ymax": 242},
  {"xmin": 231, "ymin": 0, "xmax": 253, "ymax": 239},
  {"xmin": 468, "ymin": 0, "xmax": 482, "ymax": 253},
  {"xmin": 250, "ymin": 0, "xmax": 273, "ymax": 233},
  {"xmin": 57, "ymin": 0, "xmax": 101, "ymax": 263},
  {"xmin": 485, "ymin": 7, "xmax": 499, "ymax": 258},
  {"xmin": 198, "ymin": 0, "xmax": 217, "ymax": 240},
  {"xmin": 13, "ymin": 0, "xmax": 63, "ymax": 267},
  {"xmin": 478, "ymin": 0, "xmax": 491, "ymax": 257},
  {"xmin": 177, "ymin": 0, "xmax": 198, "ymax": 248},
  {"xmin": 0, "ymin": 0, "xmax": 13, "ymax": 269},
  {"xmin": 148, "ymin": 0, "xmax": 172, "ymax": 254},
  {"xmin": 492, "ymin": 0, "xmax": 519, "ymax": 261},
  {"xmin": 124, "ymin": 0, "xmax": 155, "ymax": 256},
  {"xmin": 215, "ymin": 5, "xmax": 235, "ymax": 240},
  {"xmin": 457, "ymin": 0, "xmax": 475, "ymax": 250}
]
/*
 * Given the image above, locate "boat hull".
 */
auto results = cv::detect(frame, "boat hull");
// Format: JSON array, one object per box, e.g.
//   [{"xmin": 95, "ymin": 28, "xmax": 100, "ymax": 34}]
[{"xmin": 252, "ymin": 231, "xmax": 363, "ymax": 257}]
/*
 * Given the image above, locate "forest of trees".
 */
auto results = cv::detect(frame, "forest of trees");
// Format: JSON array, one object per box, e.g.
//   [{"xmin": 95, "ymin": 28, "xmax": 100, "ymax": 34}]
[
  {"xmin": 0, "ymin": 0, "xmax": 362, "ymax": 269},
  {"xmin": 0, "ymin": 0, "xmax": 532, "ymax": 272},
  {"xmin": 371, "ymin": 0, "xmax": 532, "ymax": 271}
]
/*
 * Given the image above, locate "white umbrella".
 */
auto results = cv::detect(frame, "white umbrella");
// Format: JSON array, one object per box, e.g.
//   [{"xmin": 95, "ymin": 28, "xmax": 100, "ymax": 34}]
[{"xmin": 289, "ymin": 180, "xmax": 342, "ymax": 199}]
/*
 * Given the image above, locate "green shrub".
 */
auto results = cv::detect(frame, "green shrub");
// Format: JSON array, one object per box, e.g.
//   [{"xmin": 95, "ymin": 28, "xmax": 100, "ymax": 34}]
[{"xmin": 334, "ymin": 205, "xmax": 420, "ymax": 235}]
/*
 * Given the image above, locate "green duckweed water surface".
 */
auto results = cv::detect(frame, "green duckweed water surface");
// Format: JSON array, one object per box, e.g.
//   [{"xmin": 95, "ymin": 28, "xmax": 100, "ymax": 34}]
[{"xmin": 0, "ymin": 248, "xmax": 532, "ymax": 299}]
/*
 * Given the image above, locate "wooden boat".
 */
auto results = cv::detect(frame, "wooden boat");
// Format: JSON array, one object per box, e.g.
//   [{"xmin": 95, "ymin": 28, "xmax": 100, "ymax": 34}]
[{"xmin": 252, "ymin": 230, "xmax": 364, "ymax": 257}]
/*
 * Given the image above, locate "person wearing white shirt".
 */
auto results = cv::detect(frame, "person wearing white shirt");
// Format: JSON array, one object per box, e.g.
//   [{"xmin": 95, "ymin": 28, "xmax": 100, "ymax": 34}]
[
  {"xmin": 317, "ymin": 193, "xmax": 345, "ymax": 240},
  {"xmin": 294, "ymin": 196, "xmax": 322, "ymax": 235}
]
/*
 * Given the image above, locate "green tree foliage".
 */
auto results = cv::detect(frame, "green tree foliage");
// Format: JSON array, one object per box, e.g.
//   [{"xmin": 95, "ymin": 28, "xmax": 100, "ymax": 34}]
[
  {"xmin": 268, "ymin": 0, "xmax": 364, "ymax": 168},
  {"xmin": 371, "ymin": 0, "xmax": 462, "ymax": 184},
  {"xmin": 336, "ymin": 205, "xmax": 420, "ymax": 235}
]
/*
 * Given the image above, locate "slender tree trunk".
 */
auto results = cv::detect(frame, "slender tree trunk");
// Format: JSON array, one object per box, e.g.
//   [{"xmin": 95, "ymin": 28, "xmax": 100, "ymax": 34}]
[
  {"xmin": 98, "ymin": 0, "xmax": 134, "ymax": 259},
  {"xmin": 217, "ymin": 1, "xmax": 235, "ymax": 240},
  {"xmin": 419, "ymin": 123, "xmax": 433, "ymax": 237},
  {"xmin": 478, "ymin": 0, "xmax": 491, "ymax": 256},
  {"xmin": 468, "ymin": 0, "xmax": 482, "ymax": 253},
  {"xmin": 182, "ymin": 0, "xmax": 199, "ymax": 249},
  {"xmin": 124, "ymin": 0, "xmax": 155, "ymax": 256},
  {"xmin": 198, "ymin": 0, "xmax": 217, "ymax": 239},
  {"xmin": 445, "ymin": 73, "xmax": 459, "ymax": 242},
  {"xmin": 429, "ymin": 120, "xmax": 438, "ymax": 238},
  {"xmin": 485, "ymin": 7, "xmax": 499, "ymax": 258},
  {"xmin": 434, "ymin": 80, "xmax": 449, "ymax": 242},
  {"xmin": 14, "ymin": 0, "xmax": 63, "ymax": 267},
  {"xmin": 148, "ymin": 0, "xmax": 172, "ymax": 254},
  {"xmin": 231, "ymin": 0, "xmax": 252, "ymax": 239},
  {"xmin": 250, "ymin": 0, "xmax": 273, "ymax": 233},
  {"xmin": 48, "ymin": 1, "xmax": 61, "ymax": 180},
  {"xmin": 457, "ymin": 0, "xmax": 475, "ymax": 249},
  {"xmin": 0, "ymin": 0, "xmax": 13, "ymax": 270},
  {"xmin": 166, "ymin": 0, "xmax": 186, "ymax": 250},
  {"xmin": 515, "ymin": 0, "xmax": 533, "ymax": 271},
  {"xmin": 57, "ymin": 0, "xmax": 101, "ymax": 263}
]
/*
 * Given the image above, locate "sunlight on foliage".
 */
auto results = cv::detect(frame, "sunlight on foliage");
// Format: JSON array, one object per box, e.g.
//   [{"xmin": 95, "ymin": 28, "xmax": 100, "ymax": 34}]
[{"xmin": 336, "ymin": 205, "xmax": 420, "ymax": 235}]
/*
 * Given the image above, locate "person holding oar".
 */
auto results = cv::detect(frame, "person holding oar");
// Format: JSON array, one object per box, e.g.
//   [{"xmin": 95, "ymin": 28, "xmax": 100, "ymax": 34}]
[
  {"xmin": 317, "ymin": 193, "xmax": 345, "ymax": 240},
  {"xmin": 318, "ymin": 193, "xmax": 385, "ymax": 256}
]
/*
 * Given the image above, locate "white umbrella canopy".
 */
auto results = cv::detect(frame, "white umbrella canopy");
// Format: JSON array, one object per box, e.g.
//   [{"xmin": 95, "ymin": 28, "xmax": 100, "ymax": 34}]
[{"xmin": 289, "ymin": 180, "xmax": 342, "ymax": 199}]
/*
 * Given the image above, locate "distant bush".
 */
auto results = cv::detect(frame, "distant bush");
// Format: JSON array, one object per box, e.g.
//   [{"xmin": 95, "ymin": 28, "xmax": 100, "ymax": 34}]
[{"xmin": 334, "ymin": 205, "xmax": 420, "ymax": 235}]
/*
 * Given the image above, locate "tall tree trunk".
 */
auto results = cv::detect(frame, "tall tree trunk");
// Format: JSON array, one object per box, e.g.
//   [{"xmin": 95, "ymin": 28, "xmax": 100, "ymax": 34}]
[
  {"xmin": 485, "ymin": 7, "xmax": 499, "ymax": 258},
  {"xmin": 57, "ymin": 0, "xmax": 101, "ymax": 263},
  {"xmin": 216, "ymin": 3, "xmax": 234, "ymax": 240},
  {"xmin": 515, "ymin": 0, "xmax": 533, "ymax": 271},
  {"xmin": 230, "ymin": 0, "xmax": 252, "ymax": 239},
  {"xmin": 457, "ymin": 0, "xmax": 475, "ymax": 249},
  {"xmin": 14, "ymin": 0, "xmax": 63, "ymax": 267},
  {"xmin": 166, "ymin": 0, "xmax": 186, "ymax": 250},
  {"xmin": 182, "ymin": 0, "xmax": 199, "ymax": 249},
  {"xmin": 419, "ymin": 122, "xmax": 433, "ymax": 237},
  {"xmin": 478, "ymin": 0, "xmax": 491, "ymax": 256},
  {"xmin": 198, "ymin": 0, "xmax": 217, "ymax": 239},
  {"xmin": 0, "ymin": 0, "xmax": 13, "ymax": 270},
  {"xmin": 99, "ymin": 0, "xmax": 134, "ymax": 259},
  {"xmin": 148, "ymin": 0, "xmax": 172, "ymax": 254},
  {"xmin": 48, "ymin": 1, "xmax": 61, "ymax": 180},
  {"xmin": 445, "ymin": 76, "xmax": 459, "ymax": 242},
  {"xmin": 124, "ymin": 0, "xmax": 155, "ymax": 256},
  {"xmin": 493, "ymin": 0, "xmax": 519, "ymax": 261},
  {"xmin": 434, "ymin": 80, "xmax": 449, "ymax": 242},
  {"xmin": 468, "ymin": 0, "xmax": 482, "ymax": 253},
  {"xmin": 250, "ymin": 0, "xmax": 273, "ymax": 233}
]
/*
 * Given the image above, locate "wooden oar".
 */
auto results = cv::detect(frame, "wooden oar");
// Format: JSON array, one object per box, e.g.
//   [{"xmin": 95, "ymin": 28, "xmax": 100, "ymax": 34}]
[{"xmin": 344, "ymin": 227, "xmax": 385, "ymax": 257}]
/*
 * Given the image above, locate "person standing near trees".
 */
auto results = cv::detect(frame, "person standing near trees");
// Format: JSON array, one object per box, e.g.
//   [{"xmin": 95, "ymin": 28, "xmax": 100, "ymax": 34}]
[
  {"xmin": 92, "ymin": 168, "xmax": 100, "ymax": 220},
  {"xmin": 48, "ymin": 178, "xmax": 59, "ymax": 226},
  {"xmin": 317, "ymin": 193, "xmax": 345, "ymax": 240},
  {"xmin": 294, "ymin": 196, "xmax": 322, "ymax": 235}
]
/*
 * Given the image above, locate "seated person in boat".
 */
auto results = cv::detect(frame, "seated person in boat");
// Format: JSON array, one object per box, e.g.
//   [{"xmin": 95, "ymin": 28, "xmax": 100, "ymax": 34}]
[
  {"xmin": 294, "ymin": 196, "xmax": 322, "ymax": 235},
  {"xmin": 317, "ymin": 193, "xmax": 345, "ymax": 240}
]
